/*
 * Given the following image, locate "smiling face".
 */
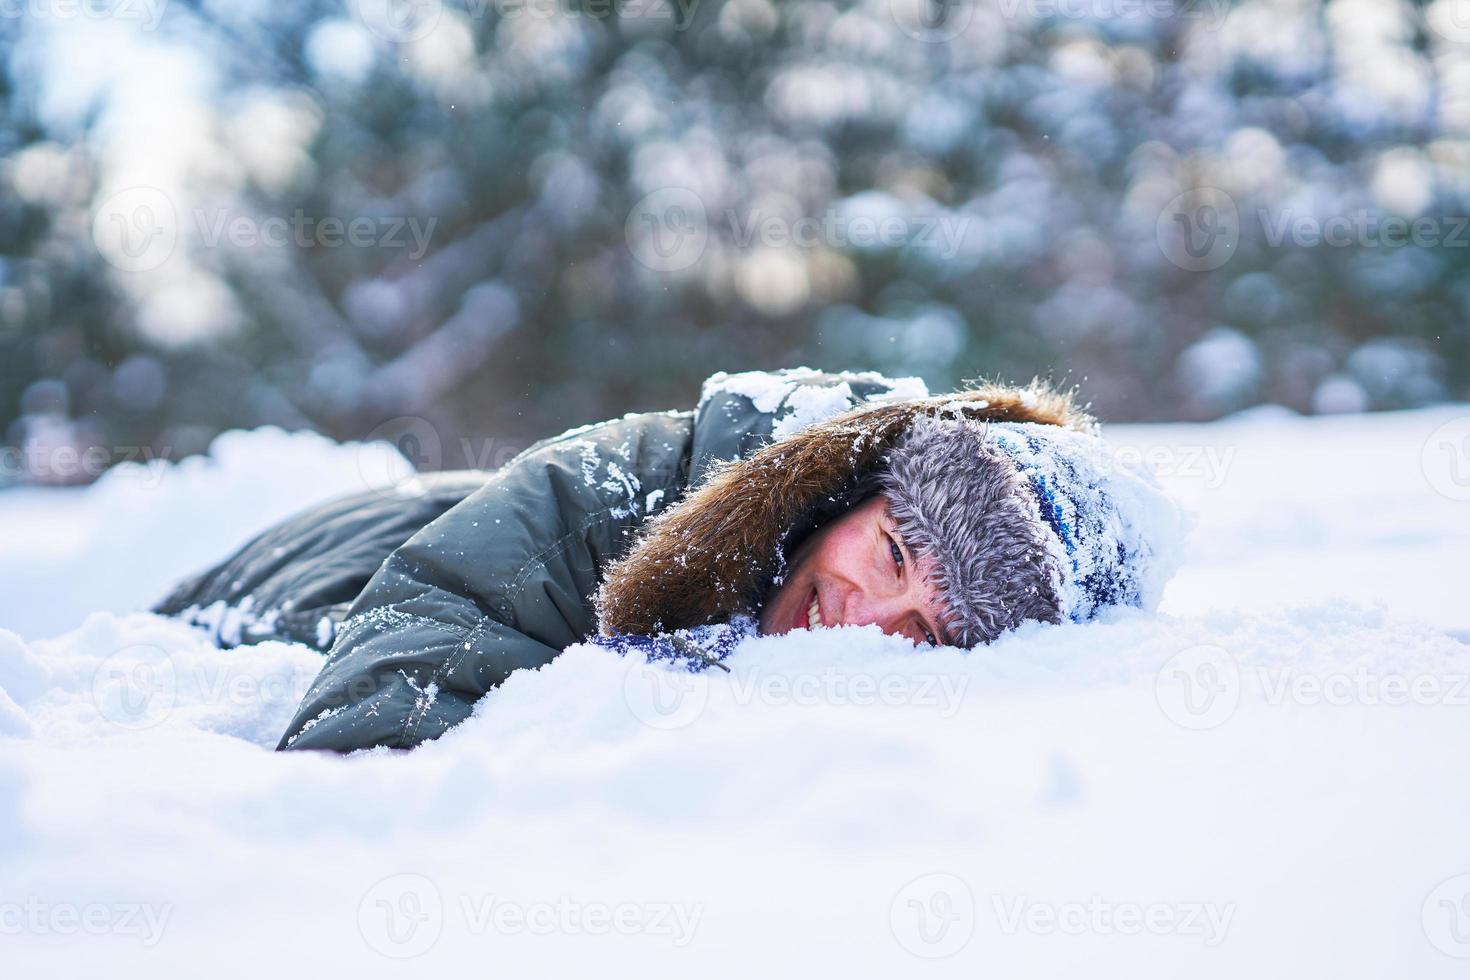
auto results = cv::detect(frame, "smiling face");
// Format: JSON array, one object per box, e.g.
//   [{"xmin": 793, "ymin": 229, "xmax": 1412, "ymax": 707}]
[{"xmin": 757, "ymin": 495, "xmax": 953, "ymax": 647}]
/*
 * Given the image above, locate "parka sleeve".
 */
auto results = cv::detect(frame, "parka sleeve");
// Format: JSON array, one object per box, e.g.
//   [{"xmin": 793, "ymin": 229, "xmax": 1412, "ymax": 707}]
[{"xmin": 277, "ymin": 410, "xmax": 694, "ymax": 752}]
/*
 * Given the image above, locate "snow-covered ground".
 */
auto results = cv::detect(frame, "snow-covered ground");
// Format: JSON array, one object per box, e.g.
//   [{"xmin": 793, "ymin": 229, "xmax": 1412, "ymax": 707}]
[{"xmin": 2, "ymin": 407, "xmax": 1468, "ymax": 978}]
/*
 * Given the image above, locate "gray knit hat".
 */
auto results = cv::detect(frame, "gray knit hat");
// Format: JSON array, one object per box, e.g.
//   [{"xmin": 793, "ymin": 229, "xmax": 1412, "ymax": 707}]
[{"xmin": 878, "ymin": 415, "xmax": 1184, "ymax": 646}]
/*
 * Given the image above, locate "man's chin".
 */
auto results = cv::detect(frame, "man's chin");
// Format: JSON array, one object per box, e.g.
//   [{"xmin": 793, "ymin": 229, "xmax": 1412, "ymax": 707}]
[{"xmin": 757, "ymin": 581, "xmax": 793, "ymax": 636}]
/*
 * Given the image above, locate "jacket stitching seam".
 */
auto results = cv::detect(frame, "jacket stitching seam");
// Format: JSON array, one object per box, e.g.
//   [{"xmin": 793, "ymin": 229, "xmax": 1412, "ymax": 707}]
[
  {"xmin": 493, "ymin": 475, "xmax": 679, "ymax": 617},
  {"xmin": 336, "ymin": 608, "xmax": 474, "ymax": 645},
  {"xmin": 498, "ymin": 509, "xmax": 621, "ymax": 615},
  {"xmin": 400, "ymin": 619, "xmax": 483, "ymax": 744}
]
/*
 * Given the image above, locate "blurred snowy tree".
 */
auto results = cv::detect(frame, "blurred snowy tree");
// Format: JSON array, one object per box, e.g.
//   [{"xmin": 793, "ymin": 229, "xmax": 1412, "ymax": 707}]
[{"xmin": 1, "ymin": 0, "xmax": 1467, "ymax": 482}]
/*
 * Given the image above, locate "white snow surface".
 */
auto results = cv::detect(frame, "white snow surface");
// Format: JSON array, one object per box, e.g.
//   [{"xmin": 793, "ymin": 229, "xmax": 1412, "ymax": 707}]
[{"xmin": 2, "ymin": 407, "xmax": 1469, "ymax": 977}]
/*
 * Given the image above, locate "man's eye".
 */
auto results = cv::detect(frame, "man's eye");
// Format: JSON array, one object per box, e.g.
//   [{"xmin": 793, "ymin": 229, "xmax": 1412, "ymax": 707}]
[
  {"xmin": 924, "ymin": 631, "xmax": 938, "ymax": 647},
  {"xmin": 889, "ymin": 538, "xmax": 904, "ymax": 569}
]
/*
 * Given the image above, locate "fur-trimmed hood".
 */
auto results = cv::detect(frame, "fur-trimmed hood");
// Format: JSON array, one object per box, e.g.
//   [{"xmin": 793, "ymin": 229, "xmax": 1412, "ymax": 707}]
[{"xmin": 595, "ymin": 379, "xmax": 1094, "ymax": 638}]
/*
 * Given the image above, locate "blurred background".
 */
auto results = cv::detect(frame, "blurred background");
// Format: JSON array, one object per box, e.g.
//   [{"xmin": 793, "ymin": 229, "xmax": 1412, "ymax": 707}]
[{"xmin": 2, "ymin": 0, "xmax": 1468, "ymax": 484}]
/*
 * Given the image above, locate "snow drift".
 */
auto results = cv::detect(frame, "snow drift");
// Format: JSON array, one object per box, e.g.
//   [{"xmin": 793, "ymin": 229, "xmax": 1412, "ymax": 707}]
[{"xmin": 2, "ymin": 407, "xmax": 1469, "ymax": 978}]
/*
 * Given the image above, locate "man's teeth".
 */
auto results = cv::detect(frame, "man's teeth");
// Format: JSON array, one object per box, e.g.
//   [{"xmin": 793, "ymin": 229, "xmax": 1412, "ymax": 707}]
[{"xmin": 807, "ymin": 596, "xmax": 820, "ymax": 629}]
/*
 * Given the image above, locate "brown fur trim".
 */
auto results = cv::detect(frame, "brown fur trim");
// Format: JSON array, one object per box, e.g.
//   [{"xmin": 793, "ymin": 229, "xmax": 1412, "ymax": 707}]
[{"xmin": 595, "ymin": 380, "xmax": 1093, "ymax": 635}]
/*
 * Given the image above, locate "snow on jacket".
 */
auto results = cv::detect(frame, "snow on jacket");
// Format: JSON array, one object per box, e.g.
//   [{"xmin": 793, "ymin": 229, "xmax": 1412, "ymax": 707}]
[{"xmin": 154, "ymin": 368, "xmax": 1092, "ymax": 752}]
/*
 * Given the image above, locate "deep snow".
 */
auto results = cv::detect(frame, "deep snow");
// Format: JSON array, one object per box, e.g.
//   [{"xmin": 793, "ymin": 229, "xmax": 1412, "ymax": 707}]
[{"xmin": 1, "ymin": 406, "xmax": 1469, "ymax": 978}]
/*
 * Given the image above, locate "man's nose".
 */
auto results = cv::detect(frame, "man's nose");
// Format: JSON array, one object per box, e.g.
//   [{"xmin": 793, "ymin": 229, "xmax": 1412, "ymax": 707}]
[{"xmin": 840, "ymin": 588, "xmax": 909, "ymax": 635}]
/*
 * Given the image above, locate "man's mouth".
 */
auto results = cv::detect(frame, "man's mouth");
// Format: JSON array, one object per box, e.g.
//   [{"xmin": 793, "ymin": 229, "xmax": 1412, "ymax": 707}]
[{"xmin": 793, "ymin": 586, "xmax": 823, "ymax": 632}]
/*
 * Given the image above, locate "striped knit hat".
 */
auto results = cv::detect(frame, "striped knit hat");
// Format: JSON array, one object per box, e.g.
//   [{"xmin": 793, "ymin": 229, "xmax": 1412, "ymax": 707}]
[{"xmin": 877, "ymin": 415, "xmax": 1185, "ymax": 646}]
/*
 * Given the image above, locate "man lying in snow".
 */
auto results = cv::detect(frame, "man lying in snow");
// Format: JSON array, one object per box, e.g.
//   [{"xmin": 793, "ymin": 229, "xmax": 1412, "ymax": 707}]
[{"xmin": 153, "ymin": 369, "xmax": 1184, "ymax": 752}]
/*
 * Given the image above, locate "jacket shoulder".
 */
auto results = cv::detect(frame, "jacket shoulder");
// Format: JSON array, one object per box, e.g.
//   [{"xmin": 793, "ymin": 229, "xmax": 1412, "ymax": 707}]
[{"xmin": 689, "ymin": 368, "xmax": 927, "ymax": 485}]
